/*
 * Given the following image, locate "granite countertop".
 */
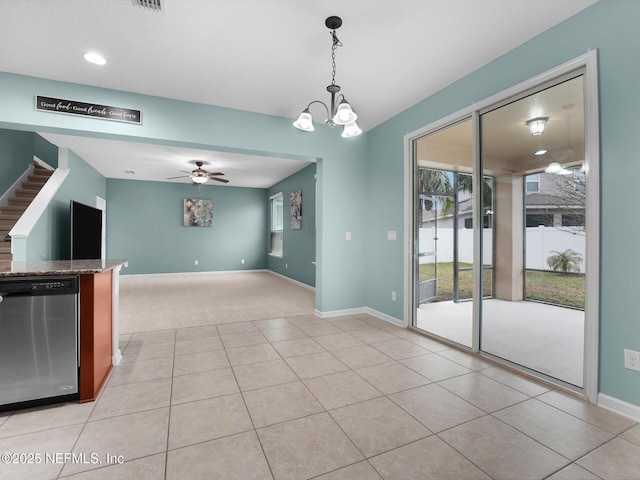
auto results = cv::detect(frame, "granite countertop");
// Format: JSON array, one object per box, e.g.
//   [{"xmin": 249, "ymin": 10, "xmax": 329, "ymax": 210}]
[{"xmin": 0, "ymin": 259, "xmax": 128, "ymax": 277}]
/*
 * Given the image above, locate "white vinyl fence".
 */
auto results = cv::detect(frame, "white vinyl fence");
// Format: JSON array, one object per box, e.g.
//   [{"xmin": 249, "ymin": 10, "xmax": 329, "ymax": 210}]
[{"xmin": 419, "ymin": 226, "xmax": 585, "ymax": 272}]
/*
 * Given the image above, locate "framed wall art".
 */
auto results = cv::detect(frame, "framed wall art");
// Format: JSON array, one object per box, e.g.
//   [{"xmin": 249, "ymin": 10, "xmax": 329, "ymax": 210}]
[
  {"xmin": 290, "ymin": 190, "xmax": 302, "ymax": 230},
  {"xmin": 184, "ymin": 198, "xmax": 213, "ymax": 227}
]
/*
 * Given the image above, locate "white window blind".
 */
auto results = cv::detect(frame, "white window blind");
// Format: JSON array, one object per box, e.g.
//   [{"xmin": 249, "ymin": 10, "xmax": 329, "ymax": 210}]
[{"xmin": 270, "ymin": 193, "xmax": 283, "ymax": 256}]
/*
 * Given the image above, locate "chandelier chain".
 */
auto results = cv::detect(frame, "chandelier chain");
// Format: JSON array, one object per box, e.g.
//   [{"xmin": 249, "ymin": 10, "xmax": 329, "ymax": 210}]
[{"xmin": 330, "ymin": 30, "xmax": 341, "ymax": 86}]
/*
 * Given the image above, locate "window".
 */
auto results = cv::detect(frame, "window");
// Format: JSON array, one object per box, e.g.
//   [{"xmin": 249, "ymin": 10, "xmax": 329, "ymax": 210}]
[
  {"xmin": 525, "ymin": 174, "xmax": 540, "ymax": 193},
  {"xmin": 526, "ymin": 213, "xmax": 554, "ymax": 227},
  {"xmin": 270, "ymin": 193, "xmax": 283, "ymax": 256}
]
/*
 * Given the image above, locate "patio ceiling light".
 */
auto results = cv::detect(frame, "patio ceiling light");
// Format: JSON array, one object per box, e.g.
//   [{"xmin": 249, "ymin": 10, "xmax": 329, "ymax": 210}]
[{"xmin": 526, "ymin": 117, "xmax": 548, "ymax": 136}]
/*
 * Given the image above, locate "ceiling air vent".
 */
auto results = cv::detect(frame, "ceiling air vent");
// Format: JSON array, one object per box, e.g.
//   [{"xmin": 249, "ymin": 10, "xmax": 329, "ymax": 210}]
[{"xmin": 133, "ymin": 0, "xmax": 162, "ymax": 12}]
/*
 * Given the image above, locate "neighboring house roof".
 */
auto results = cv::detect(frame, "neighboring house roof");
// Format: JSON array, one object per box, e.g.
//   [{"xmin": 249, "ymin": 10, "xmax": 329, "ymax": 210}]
[{"xmin": 525, "ymin": 193, "xmax": 584, "ymax": 209}]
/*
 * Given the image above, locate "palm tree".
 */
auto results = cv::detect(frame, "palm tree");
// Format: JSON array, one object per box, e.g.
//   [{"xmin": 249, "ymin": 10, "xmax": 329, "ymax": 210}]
[
  {"xmin": 546, "ymin": 249, "xmax": 583, "ymax": 273},
  {"xmin": 419, "ymin": 168, "xmax": 492, "ymax": 216}
]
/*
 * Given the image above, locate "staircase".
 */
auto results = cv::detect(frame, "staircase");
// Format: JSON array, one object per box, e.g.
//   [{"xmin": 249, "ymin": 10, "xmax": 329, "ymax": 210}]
[{"xmin": 0, "ymin": 163, "xmax": 54, "ymax": 262}]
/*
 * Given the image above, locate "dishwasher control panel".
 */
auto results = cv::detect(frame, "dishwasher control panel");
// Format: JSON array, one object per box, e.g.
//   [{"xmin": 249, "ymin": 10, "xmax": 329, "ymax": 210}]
[{"xmin": 0, "ymin": 276, "xmax": 79, "ymax": 297}]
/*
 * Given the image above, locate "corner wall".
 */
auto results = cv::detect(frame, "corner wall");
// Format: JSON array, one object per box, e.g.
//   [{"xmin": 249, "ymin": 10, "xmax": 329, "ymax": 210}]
[
  {"xmin": 24, "ymin": 149, "xmax": 106, "ymax": 260},
  {"xmin": 267, "ymin": 163, "xmax": 316, "ymax": 287},
  {"xmin": 365, "ymin": 0, "xmax": 640, "ymax": 408}
]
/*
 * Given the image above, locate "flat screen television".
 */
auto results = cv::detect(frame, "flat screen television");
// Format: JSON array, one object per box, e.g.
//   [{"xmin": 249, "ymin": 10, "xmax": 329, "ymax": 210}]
[{"xmin": 70, "ymin": 200, "xmax": 102, "ymax": 260}]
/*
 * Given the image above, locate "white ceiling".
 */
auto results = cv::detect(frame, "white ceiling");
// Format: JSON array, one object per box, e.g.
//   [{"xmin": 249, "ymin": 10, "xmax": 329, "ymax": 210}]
[{"xmin": 0, "ymin": 0, "xmax": 598, "ymax": 187}]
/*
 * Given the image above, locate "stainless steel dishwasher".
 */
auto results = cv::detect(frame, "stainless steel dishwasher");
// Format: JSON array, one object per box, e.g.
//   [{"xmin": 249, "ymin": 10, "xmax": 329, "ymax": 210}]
[{"xmin": 0, "ymin": 276, "xmax": 79, "ymax": 410}]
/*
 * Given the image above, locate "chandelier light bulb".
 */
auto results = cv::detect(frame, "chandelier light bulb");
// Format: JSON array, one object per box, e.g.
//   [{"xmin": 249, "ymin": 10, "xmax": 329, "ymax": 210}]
[
  {"xmin": 293, "ymin": 109, "xmax": 315, "ymax": 132},
  {"xmin": 333, "ymin": 100, "xmax": 357, "ymax": 125},
  {"xmin": 342, "ymin": 122, "xmax": 362, "ymax": 138}
]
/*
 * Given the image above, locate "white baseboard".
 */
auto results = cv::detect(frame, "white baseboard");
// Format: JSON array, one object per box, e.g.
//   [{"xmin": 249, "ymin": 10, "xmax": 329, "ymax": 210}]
[
  {"xmin": 363, "ymin": 307, "xmax": 406, "ymax": 327},
  {"xmin": 122, "ymin": 269, "xmax": 269, "ymax": 278},
  {"xmin": 597, "ymin": 393, "xmax": 640, "ymax": 423},
  {"xmin": 315, "ymin": 305, "xmax": 405, "ymax": 328},
  {"xmin": 315, "ymin": 307, "xmax": 365, "ymax": 318},
  {"xmin": 267, "ymin": 270, "xmax": 315, "ymax": 291}
]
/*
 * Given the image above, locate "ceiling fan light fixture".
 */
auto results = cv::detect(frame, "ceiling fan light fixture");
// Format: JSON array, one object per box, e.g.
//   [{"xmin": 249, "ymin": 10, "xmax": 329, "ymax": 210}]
[
  {"xmin": 191, "ymin": 175, "xmax": 208, "ymax": 184},
  {"xmin": 526, "ymin": 117, "xmax": 548, "ymax": 136}
]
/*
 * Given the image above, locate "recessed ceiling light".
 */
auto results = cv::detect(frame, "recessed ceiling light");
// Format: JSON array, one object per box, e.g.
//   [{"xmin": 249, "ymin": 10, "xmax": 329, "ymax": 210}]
[
  {"xmin": 83, "ymin": 52, "xmax": 106, "ymax": 65},
  {"xmin": 535, "ymin": 149, "xmax": 547, "ymax": 156}
]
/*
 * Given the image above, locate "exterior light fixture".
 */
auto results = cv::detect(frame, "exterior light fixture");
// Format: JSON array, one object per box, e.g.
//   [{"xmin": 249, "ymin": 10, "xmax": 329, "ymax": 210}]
[
  {"xmin": 293, "ymin": 16, "xmax": 362, "ymax": 137},
  {"xmin": 526, "ymin": 117, "xmax": 548, "ymax": 136},
  {"xmin": 83, "ymin": 51, "xmax": 106, "ymax": 65},
  {"xmin": 545, "ymin": 162, "xmax": 562, "ymax": 174}
]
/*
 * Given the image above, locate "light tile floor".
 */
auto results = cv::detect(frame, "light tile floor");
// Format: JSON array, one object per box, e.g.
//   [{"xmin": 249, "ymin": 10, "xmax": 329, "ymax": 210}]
[{"xmin": 0, "ymin": 313, "xmax": 638, "ymax": 480}]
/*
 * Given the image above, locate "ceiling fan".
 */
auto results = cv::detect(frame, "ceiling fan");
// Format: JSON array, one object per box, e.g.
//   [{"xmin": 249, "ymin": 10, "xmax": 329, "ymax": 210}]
[{"xmin": 167, "ymin": 161, "xmax": 229, "ymax": 184}]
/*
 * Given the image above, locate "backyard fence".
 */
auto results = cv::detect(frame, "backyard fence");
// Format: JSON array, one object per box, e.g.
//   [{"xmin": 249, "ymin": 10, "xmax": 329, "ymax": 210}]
[{"xmin": 419, "ymin": 226, "xmax": 585, "ymax": 272}]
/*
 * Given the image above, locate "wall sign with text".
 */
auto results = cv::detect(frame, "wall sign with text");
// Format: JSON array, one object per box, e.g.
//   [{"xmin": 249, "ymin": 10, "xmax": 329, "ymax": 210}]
[{"xmin": 35, "ymin": 96, "xmax": 142, "ymax": 124}]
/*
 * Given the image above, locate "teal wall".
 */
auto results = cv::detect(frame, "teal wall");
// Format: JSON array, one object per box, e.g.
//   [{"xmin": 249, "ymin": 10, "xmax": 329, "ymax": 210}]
[
  {"xmin": 365, "ymin": 0, "xmax": 640, "ymax": 406},
  {"xmin": 33, "ymin": 133, "xmax": 59, "ymax": 168},
  {"xmin": 24, "ymin": 150, "xmax": 106, "ymax": 260},
  {"xmin": 0, "ymin": 72, "xmax": 368, "ymax": 313},
  {"xmin": 0, "ymin": 129, "xmax": 59, "ymax": 200},
  {"xmin": 106, "ymin": 179, "xmax": 267, "ymax": 275},
  {"xmin": 0, "ymin": 129, "xmax": 37, "ymax": 195},
  {"xmin": 268, "ymin": 164, "xmax": 316, "ymax": 287}
]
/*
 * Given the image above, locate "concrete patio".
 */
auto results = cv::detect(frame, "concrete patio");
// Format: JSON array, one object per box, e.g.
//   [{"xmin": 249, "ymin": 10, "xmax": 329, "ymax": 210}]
[{"xmin": 417, "ymin": 299, "xmax": 584, "ymax": 387}]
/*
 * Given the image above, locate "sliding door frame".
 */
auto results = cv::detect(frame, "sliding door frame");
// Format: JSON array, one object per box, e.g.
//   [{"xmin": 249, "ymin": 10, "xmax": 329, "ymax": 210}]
[{"xmin": 403, "ymin": 50, "xmax": 600, "ymax": 402}]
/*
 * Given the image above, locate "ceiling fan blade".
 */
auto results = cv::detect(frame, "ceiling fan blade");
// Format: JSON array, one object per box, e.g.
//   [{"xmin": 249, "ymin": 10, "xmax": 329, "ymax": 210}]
[
  {"xmin": 207, "ymin": 172, "xmax": 224, "ymax": 176},
  {"xmin": 166, "ymin": 175, "xmax": 191, "ymax": 179},
  {"xmin": 209, "ymin": 177, "xmax": 229, "ymax": 183}
]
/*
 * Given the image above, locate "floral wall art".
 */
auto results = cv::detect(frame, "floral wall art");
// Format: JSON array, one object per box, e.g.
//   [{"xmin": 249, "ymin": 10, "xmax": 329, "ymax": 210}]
[
  {"xmin": 184, "ymin": 198, "xmax": 213, "ymax": 227},
  {"xmin": 290, "ymin": 190, "xmax": 302, "ymax": 230}
]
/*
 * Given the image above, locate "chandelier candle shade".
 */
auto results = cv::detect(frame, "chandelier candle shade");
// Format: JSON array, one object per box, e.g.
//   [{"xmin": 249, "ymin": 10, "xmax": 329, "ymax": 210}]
[{"xmin": 293, "ymin": 16, "xmax": 362, "ymax": 138}]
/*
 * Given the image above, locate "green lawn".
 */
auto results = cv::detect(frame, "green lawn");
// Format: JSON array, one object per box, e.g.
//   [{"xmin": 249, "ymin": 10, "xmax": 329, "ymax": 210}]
[
  {"xmin": 419, "ymin": 262, "xmax": 585, "ymax": 309},
  {"xmin": 525, "ymin": 270, "xmax": 585, "ymax": 309}
]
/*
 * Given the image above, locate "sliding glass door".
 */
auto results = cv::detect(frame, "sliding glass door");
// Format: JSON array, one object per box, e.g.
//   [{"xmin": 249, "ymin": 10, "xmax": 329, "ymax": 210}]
[
  {"xmin": 479, "ymin": 73, "xmax": 586, "ymax": 387},
  {"xmin": 414, "ymin": 119, "xmax": 474, "ymax": 347},
  {"xmin": 410, "ymin": 53, "xmax": 598, "ymax": 396}
]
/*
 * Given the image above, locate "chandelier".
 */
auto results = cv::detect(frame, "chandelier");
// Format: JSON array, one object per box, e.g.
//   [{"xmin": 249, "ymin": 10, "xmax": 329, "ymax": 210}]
[{"xmin": 293, "ymin": 16, "xmax": 362, "ymax": 138}]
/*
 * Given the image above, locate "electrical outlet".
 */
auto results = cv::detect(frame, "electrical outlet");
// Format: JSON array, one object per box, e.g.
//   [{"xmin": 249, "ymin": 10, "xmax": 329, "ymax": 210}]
[
  {"xmin": 624, "ymin": 349, "xmax": 640, "ymax": 371},
  {"xmin": 194, "ymin": 260, "xmax": 198, "ymax": 266},
  {"xmin": 241, "ymin": 259, "xmax": 245, "ymax": 264},
  {"xmin": 391, "ymin": 291, "xmax": 397, "ymax": 301},
  {"xmin": 285, "ymin": 263, "xmax": 288, "ymax": 269}
]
